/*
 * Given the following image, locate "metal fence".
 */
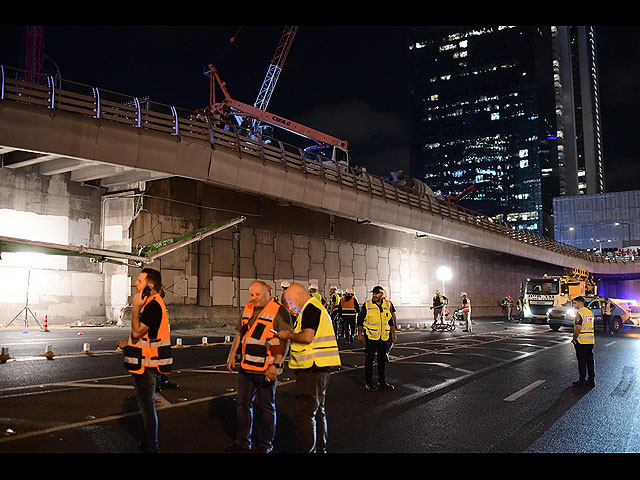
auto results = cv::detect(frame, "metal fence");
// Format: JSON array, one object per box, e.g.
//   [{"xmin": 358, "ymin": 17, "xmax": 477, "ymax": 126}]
[{"xmin": 1, "ymin": 65, "xmax": 631, "ymax": 265}]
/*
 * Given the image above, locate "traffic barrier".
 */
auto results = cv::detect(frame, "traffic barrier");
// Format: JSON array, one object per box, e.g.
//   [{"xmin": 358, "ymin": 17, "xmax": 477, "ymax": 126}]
[
  {"xmin": 0, "ymin": 347, "xmax": 10, "ymax": 363},
  {"xmin": 201, "ymin": 336, "xmax": 208, "ymax": 345},
  {"xmin": 82, "ymin": 343, "xmax": 92, "ymax": 355},
  {"xmin": 175, "ymin": 338, "xmax": 184, "ymax": 347},
  {"xmin": 42, "ymin": 315, "xmax": 50, "ymax": 332},
  {"xmin": 224, "ymin": 335, "xmax": 231, "ymax": 344},
  {"xmin": 43, "ymin": 345, "xmax": 54, "ymax": 359}
]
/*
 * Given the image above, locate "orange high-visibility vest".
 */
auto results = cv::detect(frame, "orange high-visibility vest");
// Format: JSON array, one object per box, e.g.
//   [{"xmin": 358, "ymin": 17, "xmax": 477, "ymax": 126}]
[
  {"xmin": 123, "ymin": 294, "xmax": 172, "ymax": 375},
  {"xmin": 239, "ymin": 299, "xmax": 282, "ymax": 372},
  {"xmin": 339, "ymin": 296, "xmax": 356, "ymax": 317},
  {"xmin": 462, "ymin": 297, "xmax": 471, "ymax": 313}
]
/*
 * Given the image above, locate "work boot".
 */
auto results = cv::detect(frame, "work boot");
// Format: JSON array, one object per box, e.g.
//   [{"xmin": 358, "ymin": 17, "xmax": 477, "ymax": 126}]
[
  {"xmin": 364, "ymin": 384, "xmax": 377, "ymax": 392},
  {"xmin": 378, "ymin": 381, "xmax": 395, "ymax": 391}
]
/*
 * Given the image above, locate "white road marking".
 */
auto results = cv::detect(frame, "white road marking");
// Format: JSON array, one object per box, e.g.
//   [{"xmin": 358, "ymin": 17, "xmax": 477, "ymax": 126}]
[{"xmin": 503, "ymin": 379, "xmax": 546, "ymax": 402}]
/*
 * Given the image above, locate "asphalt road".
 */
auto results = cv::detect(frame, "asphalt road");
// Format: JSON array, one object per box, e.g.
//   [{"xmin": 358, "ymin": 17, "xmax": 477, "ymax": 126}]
[{"xmin": 1, "ymin": 317, "xmax": 639, "ymax": 454}]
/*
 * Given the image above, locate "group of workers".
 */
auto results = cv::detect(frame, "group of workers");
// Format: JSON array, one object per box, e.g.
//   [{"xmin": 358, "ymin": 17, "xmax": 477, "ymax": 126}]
[
  {"xmin": 431, "ymin": 290, "xmax": 473, "ymax": 332},
  {"xmin": 118, "ymin": 268, "xmax": 599, "ymax": 453},
  {"xmin": 118, "ymin": 270, "xmax": 398, "ymax": 454},
  {"xmin": 501, "ymin": 294, "xmax": 525, "ymax": 322}
]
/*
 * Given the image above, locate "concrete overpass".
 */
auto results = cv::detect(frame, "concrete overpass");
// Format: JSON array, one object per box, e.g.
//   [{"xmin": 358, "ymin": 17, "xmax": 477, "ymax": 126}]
[{"xmin": 0, "ymin": 65, "xmax": 638, "ymax": 325}]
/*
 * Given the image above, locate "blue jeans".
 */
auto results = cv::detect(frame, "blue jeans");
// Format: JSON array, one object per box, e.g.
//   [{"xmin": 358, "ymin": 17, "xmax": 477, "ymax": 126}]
[
  {"xmin": 236, "ymin": 370, "xmax": 277, "ymax": 451},
  {"xmin": 132, "ymin": 368, "xmax": 159, "ymax": 452}
]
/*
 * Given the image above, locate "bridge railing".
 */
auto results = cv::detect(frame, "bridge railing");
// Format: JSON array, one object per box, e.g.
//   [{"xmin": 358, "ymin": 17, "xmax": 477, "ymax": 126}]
[{"xmin": 1, "ymin": 65, "xmax": 632, "ymax": 265}]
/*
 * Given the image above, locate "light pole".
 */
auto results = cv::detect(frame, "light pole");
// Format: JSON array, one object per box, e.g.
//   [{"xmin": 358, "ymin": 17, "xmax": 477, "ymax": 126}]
[{"xmin": 436, "ymin": 266, "xmax": 452, "ymax": 296}]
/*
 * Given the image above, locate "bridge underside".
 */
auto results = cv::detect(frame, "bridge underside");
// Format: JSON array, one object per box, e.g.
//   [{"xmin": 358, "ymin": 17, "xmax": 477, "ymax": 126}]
[{"xmin": 0, "ymin": 97, "xmax": 638, "ymax": 281}]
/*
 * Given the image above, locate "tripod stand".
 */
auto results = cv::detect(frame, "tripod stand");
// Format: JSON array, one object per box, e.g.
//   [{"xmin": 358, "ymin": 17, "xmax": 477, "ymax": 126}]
[{"xmin": 6, "ymin": 270, "xmax": 42, "ymax": 329}]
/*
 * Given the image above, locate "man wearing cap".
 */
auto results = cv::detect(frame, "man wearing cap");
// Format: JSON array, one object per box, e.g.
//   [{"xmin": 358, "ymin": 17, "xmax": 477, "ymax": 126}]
[{"xmin": 357, "ymin": 286, "xmax": 397, "ymax": 391}]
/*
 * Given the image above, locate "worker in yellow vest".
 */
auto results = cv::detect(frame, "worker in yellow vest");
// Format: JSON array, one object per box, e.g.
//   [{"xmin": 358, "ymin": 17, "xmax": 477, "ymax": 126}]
[
  {"xmin": 327, "ymin": 285, "xmax": 342, "ymax": 337},
  {"xmin": 357, "ymin": 285, "xmax": 397, "ymax": 391},
  {"xmin": 276, "ymin": 283, "xmax": 340, "ymax": 453},
  {"xmin": 571, "ymin": 296, "xmax": 595, "ymax": 388}
]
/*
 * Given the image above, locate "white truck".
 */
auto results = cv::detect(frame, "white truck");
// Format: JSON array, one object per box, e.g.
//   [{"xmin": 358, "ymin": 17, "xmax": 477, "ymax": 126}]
[{"xmin": 522, "ymin": 267, "xmax": 597, "ymax": 323}]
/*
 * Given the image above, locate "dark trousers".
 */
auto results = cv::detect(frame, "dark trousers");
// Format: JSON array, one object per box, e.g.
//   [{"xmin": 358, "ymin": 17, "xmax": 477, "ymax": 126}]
[
  {"xmin": 574, "ymin": 342, "xmax": 595, "ymax": 382},
  {"xmin": 602, "ymin": 314, "xmax": 612, "ymax": 333},
  {"xmin": 343, "ymin": 315, "xmax": 356, "ymax": 339},
  {"xmin": 132, "ymin": 368, "xmax": 160, "ymax": 452},
  {"xmin": 365, "ymin": 337, "xmax": 389, "ymax": 386},
  {"xmin": 236, "ymin": 370, "xmax": 277, "ymax": 451},
  {"xmin": 294, "ymin": 369, "xmax": 330, "ymax": 453}
]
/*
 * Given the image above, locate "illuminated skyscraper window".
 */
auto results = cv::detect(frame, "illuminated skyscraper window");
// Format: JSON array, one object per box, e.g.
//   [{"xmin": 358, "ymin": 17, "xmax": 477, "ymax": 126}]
[{"xmin": 408, "ymin": 26, "xmax": 604, "ymax": 238}]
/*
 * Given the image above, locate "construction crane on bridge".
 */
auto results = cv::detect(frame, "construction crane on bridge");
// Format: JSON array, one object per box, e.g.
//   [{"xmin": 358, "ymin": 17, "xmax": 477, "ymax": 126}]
[
  {"xmin": 202, "ymin": 26, "xmax": 349, "ymax": 165},
  {"xmin": 251, "ymin": 26, "xmax": 298, "ymax": 131}
]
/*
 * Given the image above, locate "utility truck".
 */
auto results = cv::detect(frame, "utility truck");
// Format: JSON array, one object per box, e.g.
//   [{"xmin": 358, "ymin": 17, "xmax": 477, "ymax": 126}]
[{"xmin": 522, "ymin": 267, "xmax": 597, "ymax": 323}]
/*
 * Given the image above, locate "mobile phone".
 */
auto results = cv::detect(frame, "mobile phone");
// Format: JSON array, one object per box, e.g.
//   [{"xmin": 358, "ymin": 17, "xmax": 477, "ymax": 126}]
[{"xmin": 142, "ymin": 286, "xmax": 151, "ymax": 299}]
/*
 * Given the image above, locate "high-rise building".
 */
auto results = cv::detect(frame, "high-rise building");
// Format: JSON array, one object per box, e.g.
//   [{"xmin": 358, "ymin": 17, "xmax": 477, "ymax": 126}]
[{"xmin": 408, "ymin": 26, "xmax": 604, "ymax": 238}]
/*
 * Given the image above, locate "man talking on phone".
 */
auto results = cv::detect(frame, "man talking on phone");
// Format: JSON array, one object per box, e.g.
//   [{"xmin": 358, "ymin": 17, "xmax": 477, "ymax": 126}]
[{"xmin": 117, "ymin": 267, "xmax": 172, "ymax": 453}]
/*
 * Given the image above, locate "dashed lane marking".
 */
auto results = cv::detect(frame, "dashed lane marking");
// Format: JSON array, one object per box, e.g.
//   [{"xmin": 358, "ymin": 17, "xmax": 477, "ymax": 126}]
[{"xmin": 503, "ymin": 379, "xmax": 546, "ymax": 402}]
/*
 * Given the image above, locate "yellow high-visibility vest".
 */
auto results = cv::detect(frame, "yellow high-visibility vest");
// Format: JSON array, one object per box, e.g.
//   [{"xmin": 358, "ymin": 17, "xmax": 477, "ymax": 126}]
[
  {"xmin": 289, "ymin": 296, "xmax": 341, "ymax": 369},
  {"xmin": 575, "ymin": 306, "xmax": 595, "ymax": 345},
  {"xmin": 363, "ymin": 299, "xmax": 392, "ymax": 341}
]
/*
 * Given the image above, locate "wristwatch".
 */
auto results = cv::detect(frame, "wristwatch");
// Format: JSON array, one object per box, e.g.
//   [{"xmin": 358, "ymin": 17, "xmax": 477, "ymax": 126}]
[{"xmin": 273, "ymin": 363, "xmax": 281, "ymax": 369}]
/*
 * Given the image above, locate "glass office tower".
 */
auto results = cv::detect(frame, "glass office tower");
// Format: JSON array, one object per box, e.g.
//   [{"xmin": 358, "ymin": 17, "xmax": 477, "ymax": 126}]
[{"xmin": 408, "ymin": 26, "xmax": 604, "ymax": 238}]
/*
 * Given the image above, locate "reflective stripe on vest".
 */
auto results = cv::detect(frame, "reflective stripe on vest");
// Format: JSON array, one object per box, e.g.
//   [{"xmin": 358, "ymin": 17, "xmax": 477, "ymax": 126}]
[
  {"xmin": 289, "ymin": 296, "xmax": 341, "ymax": 369},
  {"xmin": 462, "ymin": 298, "xmax": 471, "ymax": 312},
  {"xmin": 240, "ymin": 299, "xmax": 282, "ymax": 372},
  {"xmin": 123, "ymin": 294, "xmax": 173, "ymax": 374},
  {"xmin": 363, "ymin": 299, "xmax": 392, "ymax": 341},
  {"xmin": 576, "ymin": 307, "xmax": 595, "ymax": 344},
  {"xmin": 340, "ymin": 296, "xmax": 356, "ymax": 317}
]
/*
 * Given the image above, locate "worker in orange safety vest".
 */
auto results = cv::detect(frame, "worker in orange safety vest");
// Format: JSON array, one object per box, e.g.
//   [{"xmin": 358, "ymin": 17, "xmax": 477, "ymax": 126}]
[
  {"xmin": 117, "ymin": 267, "xmax": 172, "ymax": 453},
  {"xmin": 225, "ymin": 280, "xmax": 292, "ymax": 453}
]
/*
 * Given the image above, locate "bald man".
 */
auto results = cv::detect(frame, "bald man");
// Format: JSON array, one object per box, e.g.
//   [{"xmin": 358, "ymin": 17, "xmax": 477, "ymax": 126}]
[
  {"xmin": 225, "ymin": 281, "xmax": 292, "ymax": 453},
  {"xmin": 277, "ymin": 283, "xmax": 341, "ymax": 453}
]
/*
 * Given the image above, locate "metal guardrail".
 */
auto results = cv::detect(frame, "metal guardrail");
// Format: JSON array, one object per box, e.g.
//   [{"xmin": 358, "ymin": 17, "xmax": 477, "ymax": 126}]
[{"xmin": 0, "ymin": 65, "xmax": 632, "ymax": 265}]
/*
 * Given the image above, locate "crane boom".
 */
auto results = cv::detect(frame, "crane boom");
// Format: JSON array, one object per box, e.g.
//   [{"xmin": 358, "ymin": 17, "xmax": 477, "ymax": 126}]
[
  {"xmin": 206, "ymin": 65, "xmax": 348, "ymax": 149},
  {"xmin": 0, "ymin": 216, "xmax": 246, "ymax": 267},
  {"xmin": 254, "ymin": 26, "xmax": 298, "ymax": 113}
]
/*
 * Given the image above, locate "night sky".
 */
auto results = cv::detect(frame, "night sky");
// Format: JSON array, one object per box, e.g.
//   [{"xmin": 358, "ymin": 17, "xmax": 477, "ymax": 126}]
[{"xmin": 0, "ymin": 25, "xmax": 638, "ymax": 193}]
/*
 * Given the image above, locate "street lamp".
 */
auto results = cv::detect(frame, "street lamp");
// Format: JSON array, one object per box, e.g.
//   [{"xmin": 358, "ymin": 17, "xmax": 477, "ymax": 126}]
[{"xmin": 436, "ymin": 265, "xmax": 452, "ymax": 296}]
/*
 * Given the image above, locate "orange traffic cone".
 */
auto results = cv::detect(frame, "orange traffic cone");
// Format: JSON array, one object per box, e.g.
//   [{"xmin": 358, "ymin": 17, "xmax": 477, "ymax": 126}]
[{"xmin": 43, "ymin": 315, "xmax": 49, "ymax": 332}]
